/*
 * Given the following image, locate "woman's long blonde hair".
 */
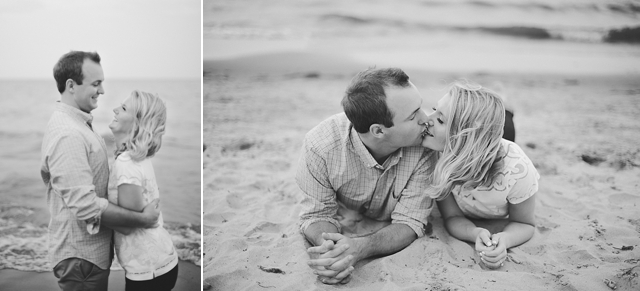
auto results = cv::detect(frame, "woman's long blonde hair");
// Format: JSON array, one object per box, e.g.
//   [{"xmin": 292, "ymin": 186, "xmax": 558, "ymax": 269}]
[
  {"xmin": 430, "ymin": 80, "xmax": 506, "ymax": 200},
  {"xmin": 115, "ymin": 90, "xmax": 167, "ymax": 162}
]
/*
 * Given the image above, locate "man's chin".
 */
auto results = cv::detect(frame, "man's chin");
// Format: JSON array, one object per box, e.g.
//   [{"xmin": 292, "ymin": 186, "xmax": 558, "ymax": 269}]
[
  {"xmin": 406, "ymin": 136, "xmax": 423, "ymax": 147},
  {"xmin": 419, "ymin": 136, "xmax": 432, "ymax": 148}
]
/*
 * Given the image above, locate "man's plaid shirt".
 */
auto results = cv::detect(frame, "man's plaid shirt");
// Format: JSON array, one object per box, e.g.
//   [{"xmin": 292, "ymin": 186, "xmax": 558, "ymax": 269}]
[
  {"xmin": 296, "ymin": 113, "xmax": 436, "ymax": 237},
  {"xmin": 40, "ymin": 102, "xmax": 112, "ymax": 270}
]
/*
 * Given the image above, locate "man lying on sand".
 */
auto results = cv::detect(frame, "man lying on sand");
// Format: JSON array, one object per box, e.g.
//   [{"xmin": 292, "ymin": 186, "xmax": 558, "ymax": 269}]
[
  {"xmin": 41, "ymin": 51, "xmax": 161, "ymax": 290},
  {"xmin": 296, "ymin": 67, "xmax": 436, "ymax": 284}
]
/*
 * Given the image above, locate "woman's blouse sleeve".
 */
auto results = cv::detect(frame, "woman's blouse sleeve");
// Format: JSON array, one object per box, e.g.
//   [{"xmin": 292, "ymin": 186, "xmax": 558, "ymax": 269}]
[
  {"xmin": 114, "ymin": 155, "xmax": 144, "ymax": 187},
  {"xmin": 506, "ymin": 153, "xmax": 540, "ymax": 204}
]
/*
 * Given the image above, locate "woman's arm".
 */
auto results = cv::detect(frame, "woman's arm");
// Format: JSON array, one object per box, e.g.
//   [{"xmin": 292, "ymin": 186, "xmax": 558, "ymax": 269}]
[
  {"xmin": 110, "ymin": 183, "xmax": 146, "ymax": 235},
  {"xmin": 117, "ymin": 184, "xmax": 145, "ymax": 212},
  {"xmin": 437, "ymin": 194, "xmax": 492, "ymax": 246},
  {"xmin": 482, "ymin": 195, "xmax": 536, "ymax": 268},
  {"xmin": 491, "ymin": 194, "xmax": 536, "ymax": 249}
]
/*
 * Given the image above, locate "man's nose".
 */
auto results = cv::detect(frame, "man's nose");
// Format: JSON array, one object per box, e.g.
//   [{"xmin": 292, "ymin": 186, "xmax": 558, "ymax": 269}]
[{"xmin": 98, "ymin": 85, "xmax": 105, "ymax": 95}]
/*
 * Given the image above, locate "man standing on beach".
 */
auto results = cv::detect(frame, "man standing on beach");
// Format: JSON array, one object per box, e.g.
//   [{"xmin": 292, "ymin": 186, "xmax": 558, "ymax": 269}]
[
  {"xmin": 297, "ymin": 67, "xmax": 435, "ymax": 284},
  {"xmin": 41, "ymin": 51, "xmax": 161, "ymax": 291}
]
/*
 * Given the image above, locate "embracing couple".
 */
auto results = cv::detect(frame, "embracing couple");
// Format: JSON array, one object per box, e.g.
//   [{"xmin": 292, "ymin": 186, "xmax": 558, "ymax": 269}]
[
  {"xmin": 297, "ymin": 67, "xmax": 540, "ymax": 284},
  {"xmin": 40, "ymin": 51, "xmax": 178, "ymax": 290}
]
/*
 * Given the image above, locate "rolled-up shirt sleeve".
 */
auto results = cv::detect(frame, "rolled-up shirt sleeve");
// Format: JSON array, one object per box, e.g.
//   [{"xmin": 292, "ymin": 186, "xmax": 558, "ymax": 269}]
[
  {"xmin": 391, "ymin": 150, "xmax": 436, "ymax": 238},
  {"xmin": 296, "ymin": 139, "xmax": 341, "ymax": 234},
  {"xmin": 46, "ymin": 133, "xmax": 108, "ymax": 233}
]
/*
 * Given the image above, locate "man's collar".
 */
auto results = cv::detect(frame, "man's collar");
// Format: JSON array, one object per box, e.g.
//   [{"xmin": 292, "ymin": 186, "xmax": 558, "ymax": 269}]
[
  {"xmin": 56, "ymin": 101, "xmax": 94, "ymax": 124},
  {"xmin": 349, "ymin": 126, "xmax": 402, "ymax": 169}
]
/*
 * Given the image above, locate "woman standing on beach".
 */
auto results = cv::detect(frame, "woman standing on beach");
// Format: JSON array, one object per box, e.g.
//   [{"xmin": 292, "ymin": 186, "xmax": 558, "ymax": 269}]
[
  {"xmin": 421, "ymin": 81, "xmax": 539, "ymax": 269},
  {"xmin": 108, "ymin": 90, "xmax": 179, "ymax": 290}
]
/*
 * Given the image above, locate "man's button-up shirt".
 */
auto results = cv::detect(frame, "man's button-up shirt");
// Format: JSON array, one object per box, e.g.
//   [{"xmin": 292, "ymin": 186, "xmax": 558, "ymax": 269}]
[
  {"xmin": 296, "ymin": 113, "xmax": 435, "ymax": 237},
  {"xmin": 40, "ymin": 102, "xmax": 111, "ymax": 269}
]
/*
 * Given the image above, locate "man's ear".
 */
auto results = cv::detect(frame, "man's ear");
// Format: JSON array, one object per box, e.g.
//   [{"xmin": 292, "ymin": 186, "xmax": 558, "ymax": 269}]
[
  {"xmin": 66, "ymin": 79, "xmax": 74, "ymax": 93},
  {"xmin": 369, "ymin": 124, "xmax": 385, "ymax": 138}
]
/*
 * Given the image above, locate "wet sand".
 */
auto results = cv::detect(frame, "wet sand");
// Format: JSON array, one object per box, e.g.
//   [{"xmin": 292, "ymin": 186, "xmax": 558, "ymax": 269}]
[{"xmin": 0, "ymin": 260, "xmax": 200, "ymax": 291}]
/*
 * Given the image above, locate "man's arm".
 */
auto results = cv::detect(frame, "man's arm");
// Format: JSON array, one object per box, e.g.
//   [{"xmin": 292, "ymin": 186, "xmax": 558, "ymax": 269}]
[
  {"xmin": 348, "ymin": 223, "xmax": 417, "ymax": 260},
  {"xmin": 101, "ymin": 199, "xmax": 159, "ymax": 229},
  {"xmin": 45, "ymin": 134, "xmax": 112, "ymax": 227},
  {"xmin": 304, "ymin": 221, "xmax": 339, "ymax": 246},
  {"xmin": 308, "ymin": 223, "xmax": 416, "ymax": 284},
  {"xmin": 296, "ymin": 133, "xmax": 350, "ymax": 283},
  {"xmin": 103, "ymin": 183, "xmax": 157, "ymax": 233},
  {"xmin": 308, "ymin": 148, "xmax": 437, "ymax": 281},
  {"xmin": 296, "ymin": 138, "xmax": 342, "ymax": 239}
]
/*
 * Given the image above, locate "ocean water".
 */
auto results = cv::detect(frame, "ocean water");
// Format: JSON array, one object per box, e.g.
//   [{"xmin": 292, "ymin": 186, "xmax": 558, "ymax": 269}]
[
  {"xmin": 204, "ymin": 0, "xmax": 640, "ymax": 74},
  {"xmin": 0, "ymin": 79, "xmax": 200, "ymax": 141},
  {"xmin": 0, "ymin": 79, "xmax": 201, "ymax": 271},
  {"xmin": 206, "ymin": 0, "xmax": 640, "ymax": 42}
]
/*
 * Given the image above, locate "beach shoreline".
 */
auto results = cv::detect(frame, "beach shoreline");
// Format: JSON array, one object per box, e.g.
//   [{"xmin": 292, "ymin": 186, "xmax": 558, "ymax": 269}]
[
  {"xmin": 0, "ymin": 260, "xmax": 200, "ymax": 291},
  {"xmin": 203, "ymin": 48, "xmax": 640, "ymax": 290}
]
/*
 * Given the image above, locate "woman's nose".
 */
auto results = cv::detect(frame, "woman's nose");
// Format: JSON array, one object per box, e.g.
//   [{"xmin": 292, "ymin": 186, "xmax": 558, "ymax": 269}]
[
  {"xmin": 417, "ymin": 109, "xmax": 428, "ymax": 123},
  {"xmin": 422, "ymin": 116, "xmax": 435, "ymax": 128},
  {"xmin": 426, "ymin": 111, "xmax": 438, "ymax": 123}
]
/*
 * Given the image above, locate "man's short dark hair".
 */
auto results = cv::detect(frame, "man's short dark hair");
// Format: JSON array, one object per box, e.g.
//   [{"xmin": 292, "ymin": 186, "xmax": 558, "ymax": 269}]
[
  {"xmin": 53, "ymin": 51, "xmax": 101, "ymax": 93},
  {"xmin": 341, "ymin": 67, "xmax": 411, "ymax": 133}
]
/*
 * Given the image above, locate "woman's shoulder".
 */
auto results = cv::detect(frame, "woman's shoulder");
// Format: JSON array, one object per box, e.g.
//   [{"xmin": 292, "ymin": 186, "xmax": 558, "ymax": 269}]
[
  {"xmin": 496, "ymin": 139, "xmax": 540, "ymax": 201},
  {"xmin": 114, "ymin": 152, "xmax": 145, "ymax": 169},
  {"xmin": 116, "ymin": 151, "xmax": 132, "ymax": 161},
  {"xmin": 500, "ymin": 139, "xmax": 534, "ymax": 169},
  {"xmin": 116, "ymin": 151, "xmax": 152, "ymax": 164}
]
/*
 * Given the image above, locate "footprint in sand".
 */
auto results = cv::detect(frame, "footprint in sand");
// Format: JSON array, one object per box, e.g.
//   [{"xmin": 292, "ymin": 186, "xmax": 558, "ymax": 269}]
[
  {"xmin": 535, "ymin": 217, "xmax": 560, "ymax": 238},
  {"xmin": 244, "ymin": 221, "xmax": 282, "ymax": 237},
  {"xmin": 226, "ymin": 192, "xmax": 247, "ymax": 209},
  {"xmin": 268, "ymin": 159, "xmax": 290, "ymax": 171},
  {"xmin": 557, "ymin": 249, "xmax": 598, "ymax": 265},
  {"xmin": 255, "ymin": 159, "xmax": 290, "ymax": 172},
  {"xmin": 608, "ymin": 193, "xmax": 640, "ymax": 207},
  {"xmin": 203, "ymin": 211, "xmax": 237, "ymax": 225}
]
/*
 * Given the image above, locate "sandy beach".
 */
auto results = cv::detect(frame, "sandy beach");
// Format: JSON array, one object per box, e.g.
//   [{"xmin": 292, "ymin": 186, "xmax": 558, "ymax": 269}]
[
  {"xmin": 203, "ymin": 50, "xmax": 640, "ymax": 290},
  {"xmin": 204, "ymin": 1, "xmax": 640, "ymax": 289}
]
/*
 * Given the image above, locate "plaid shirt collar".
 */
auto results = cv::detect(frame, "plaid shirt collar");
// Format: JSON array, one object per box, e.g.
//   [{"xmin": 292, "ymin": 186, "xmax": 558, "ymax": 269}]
[
  {"xmin": 56, "ymin": 101, "xmax": 94, "ymax": 127},
  {"xmin": 348, "ymin": 125, "xmax": 402, "ymax": 169}
]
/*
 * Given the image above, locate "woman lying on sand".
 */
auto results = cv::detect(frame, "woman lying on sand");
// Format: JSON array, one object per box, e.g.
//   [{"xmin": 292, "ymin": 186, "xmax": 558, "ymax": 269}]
[
  {"xmin": 421, "ymin": 81, "xmax": 540, "ymax": 269},
  {"xmin": 108, "ymin": 90, "xmax": 179, "ymax": 290}
]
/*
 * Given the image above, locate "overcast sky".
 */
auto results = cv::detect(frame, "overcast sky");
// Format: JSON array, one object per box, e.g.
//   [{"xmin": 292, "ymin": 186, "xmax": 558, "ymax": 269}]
[{"xmin": 0, "ymin": 0, "xmax": 201, "ymax": 80}]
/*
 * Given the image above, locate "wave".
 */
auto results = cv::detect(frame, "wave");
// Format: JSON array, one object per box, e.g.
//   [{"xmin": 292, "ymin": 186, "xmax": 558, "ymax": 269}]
[
  {"xmin": 320, "ymin": 13, "xmax": 555, "ymax": 39},
  {"xmin": 604, "ymin": 26, "xmax": 640, "ymax": 43},
  {"xmin": 0, "ymin": 205, "xmax": 201, "ymax": 272},
  {"xmin": 319, "ymin": 13, "xmax": 639, "ymax": 44},
  {"xmin": 420, "ymin": 0, "xmax": 640, "ymax": 16},
  {"xmin": 470, "ymin": 26, "xmax": 553, "ymax": 39}
]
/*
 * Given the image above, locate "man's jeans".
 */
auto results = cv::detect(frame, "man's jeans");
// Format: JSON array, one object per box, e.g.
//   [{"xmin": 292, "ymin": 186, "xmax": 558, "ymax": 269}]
[{"xmin": 53, "ymin": 258, "xmax": 110, "ymax": 291}]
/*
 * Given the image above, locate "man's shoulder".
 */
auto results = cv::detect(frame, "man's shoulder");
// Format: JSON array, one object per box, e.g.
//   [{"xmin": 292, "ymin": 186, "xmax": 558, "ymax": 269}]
[
  {"xmin": 304, "ymin": 113, "xmax": 350, "ymax": 152},
  {"xmin": 43, "ymin": 112, "xmax": 87, "ymax": 146},
  {"xmin": 46, "ymin": 109, "xmax": 79, "ymax": 129}
]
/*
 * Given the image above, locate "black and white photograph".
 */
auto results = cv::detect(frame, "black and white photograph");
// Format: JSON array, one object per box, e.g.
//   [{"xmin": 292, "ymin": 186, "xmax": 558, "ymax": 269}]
[
  {"xmin": 0, "ymin": 1, "xmax": 201, "ymax": 290},
  {"xmin": 203, "ymin": 0, "xmax": 640, "ymax": 290}
]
